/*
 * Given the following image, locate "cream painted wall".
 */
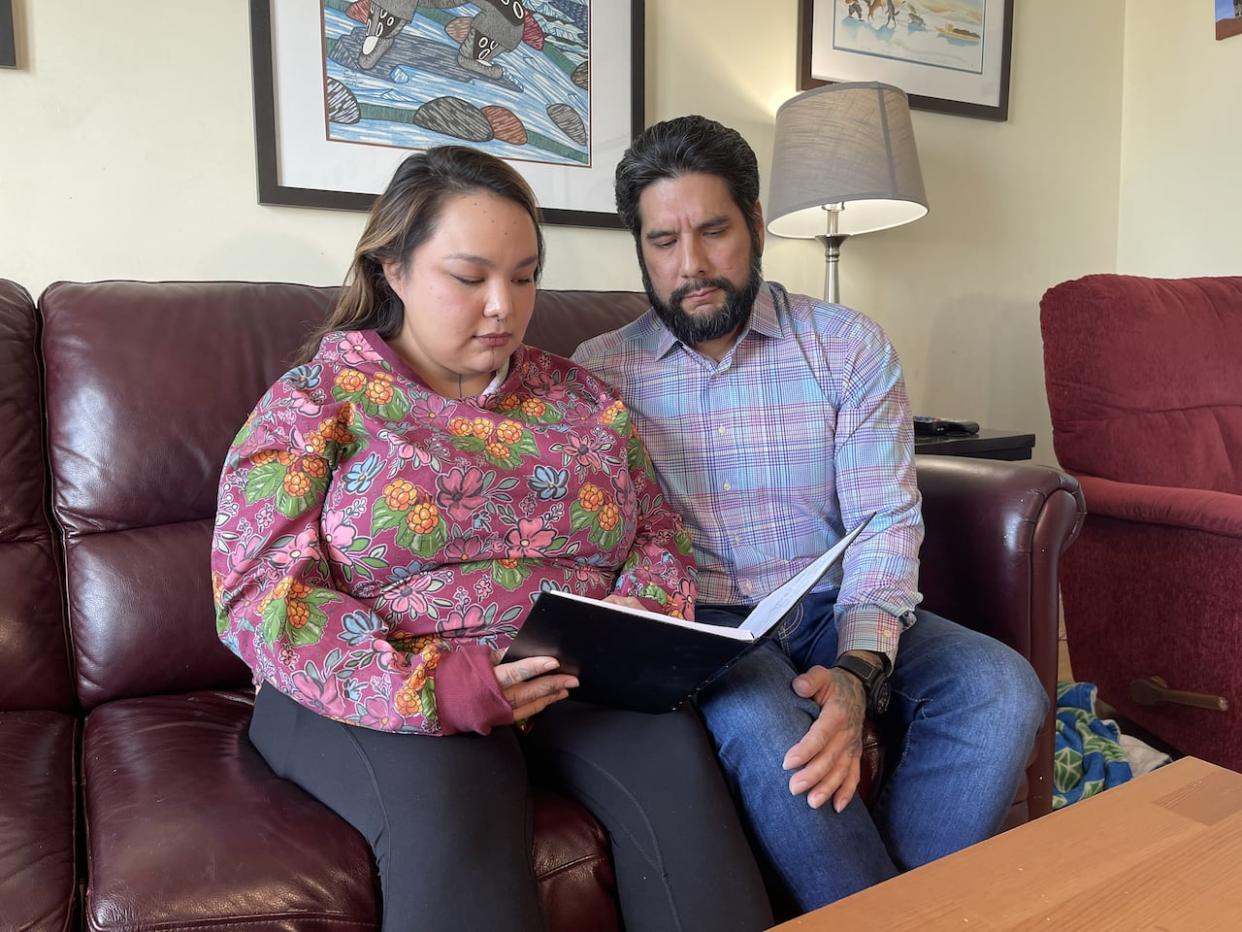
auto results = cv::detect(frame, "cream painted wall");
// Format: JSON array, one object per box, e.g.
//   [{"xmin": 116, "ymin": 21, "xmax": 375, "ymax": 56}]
[
  {"xmin": 1, "ymin": 2, "xmax": 368, "ymax": 293},
  {"xmin": 1, "ymin": 0, "xmax": 1126, "ymax": 465},
  {"xmin": 1117, "ymin": 3, "xmax": 1242, "ymax": 276},
  {"xmin": 844, "ymin": 1, "xmax": 1125, "ymax": 466}
]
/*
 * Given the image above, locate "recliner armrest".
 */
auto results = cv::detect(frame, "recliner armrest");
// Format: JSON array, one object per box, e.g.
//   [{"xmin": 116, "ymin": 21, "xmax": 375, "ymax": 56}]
[{"xmin": 1075, "ymin": 474, "xmax": 1242, "ymax": 540}]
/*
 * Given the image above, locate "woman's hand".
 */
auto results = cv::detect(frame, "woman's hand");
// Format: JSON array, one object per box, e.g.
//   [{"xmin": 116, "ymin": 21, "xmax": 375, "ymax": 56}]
[
  {"xmin": 603, "ymin": 594, "xmax": 646, "ymax": 610},
  {"xmin": 490, "ymin": 652, "xmax": 578, "ymax": 721}
]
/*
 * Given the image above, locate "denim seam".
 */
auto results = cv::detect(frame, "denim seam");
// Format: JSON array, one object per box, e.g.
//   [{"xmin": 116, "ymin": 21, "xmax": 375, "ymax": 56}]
[
  {"xmin": 538, "ymin": 747, "xmax": 684, "ymax": 932},
  {"xmin": 775, "ymin": 601, "xmax": 805, "ymax": 650},
  {"xmin": 874, "ymin": 688, "xmax": 931, "ymax": 819}
]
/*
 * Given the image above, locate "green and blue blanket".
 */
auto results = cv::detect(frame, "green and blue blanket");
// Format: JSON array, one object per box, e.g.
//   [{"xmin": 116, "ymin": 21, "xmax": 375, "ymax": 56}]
[{"xmin": 1052, "ymin": 681, "xmax": 1133, "ymax": 809}]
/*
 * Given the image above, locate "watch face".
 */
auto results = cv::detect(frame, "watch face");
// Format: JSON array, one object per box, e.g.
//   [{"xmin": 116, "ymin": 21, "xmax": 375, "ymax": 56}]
[{"xmin": 872, "ymin": 680, "xmax": 892, "ymax": 715}]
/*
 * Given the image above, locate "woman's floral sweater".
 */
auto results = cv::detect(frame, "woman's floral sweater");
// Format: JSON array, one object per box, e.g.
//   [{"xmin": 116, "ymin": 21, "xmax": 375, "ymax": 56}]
[{"xmin": 212, "ymin": 330, "xmax": 696, "ymax": 736}]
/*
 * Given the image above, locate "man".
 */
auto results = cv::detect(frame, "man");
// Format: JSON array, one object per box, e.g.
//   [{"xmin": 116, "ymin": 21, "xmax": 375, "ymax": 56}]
[{"xmin": 573, "ymin": 116, "xmax": 1047, "ymax": 915}]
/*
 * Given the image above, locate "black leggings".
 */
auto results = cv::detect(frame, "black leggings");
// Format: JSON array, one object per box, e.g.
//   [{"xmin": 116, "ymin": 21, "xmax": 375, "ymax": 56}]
[{"xmin": 249, "ymin": 687, "xmax": 773, "ymax": 931}]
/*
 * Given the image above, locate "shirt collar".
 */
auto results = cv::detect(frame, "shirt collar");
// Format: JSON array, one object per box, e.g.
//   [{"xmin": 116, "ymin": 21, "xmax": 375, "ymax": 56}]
[
  {"xmin": 648, "ymin": 279, "xmax": 783, "ymax": 359},
  {"xmin": 651, "ymin": 318, "xmax": 680, "ymax": 359},
  {"xmin": 749, "ymin": 282, "xmax": 783, "ymax": 340}
]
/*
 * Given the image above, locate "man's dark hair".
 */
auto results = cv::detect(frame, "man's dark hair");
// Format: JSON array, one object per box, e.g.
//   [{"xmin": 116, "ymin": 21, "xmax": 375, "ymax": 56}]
[{"xmin": 614, "ymin": 115, "xmax": 761, "ymax": 248}]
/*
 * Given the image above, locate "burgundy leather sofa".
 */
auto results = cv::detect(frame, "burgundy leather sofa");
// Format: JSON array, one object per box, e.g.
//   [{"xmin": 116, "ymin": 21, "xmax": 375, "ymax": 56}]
[
  {"xmin": 0, "ymin": 280, "xmax": 80, "ymax": 932},
  {"xmin": 0, "ymin": 277, "xmax": 1083, "ymax": 931},
  {"xmin": 1041, "ymin": 274, "xmax": 1242, "ymax": 769}
]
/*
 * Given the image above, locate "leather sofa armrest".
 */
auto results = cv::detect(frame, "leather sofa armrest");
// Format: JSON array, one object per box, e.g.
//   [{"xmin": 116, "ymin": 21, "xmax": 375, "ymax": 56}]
[
  {"xmin": 915, "ymin": 456, "xmax": 1085, "ymax": 819},
  {"xmin": 1076, "ymin": 474, "xmax": 1242, "ymax": 540},
  {"xmin": 914, "ymin": 456, "xmax": 1085, "ymax": 657}
]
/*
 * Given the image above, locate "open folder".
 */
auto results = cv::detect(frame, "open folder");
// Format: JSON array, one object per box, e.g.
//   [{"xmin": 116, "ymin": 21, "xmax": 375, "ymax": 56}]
[{"xmin": 506, "ymin": 514, "xmax": 874, "ymax": 713}]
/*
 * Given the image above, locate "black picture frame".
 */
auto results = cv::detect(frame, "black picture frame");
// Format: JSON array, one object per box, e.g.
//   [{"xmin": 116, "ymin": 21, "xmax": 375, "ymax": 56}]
[
  {"xmin": 250, "ymin": 0, "xmax": 643, "ymax": 228},
  {"xmin": 797, "ymin": 0, "xmax": 1014, "ymax": 121},
  {"xmin": 1, "ymin": 0, "xmax": 17, "ymax": 69}
]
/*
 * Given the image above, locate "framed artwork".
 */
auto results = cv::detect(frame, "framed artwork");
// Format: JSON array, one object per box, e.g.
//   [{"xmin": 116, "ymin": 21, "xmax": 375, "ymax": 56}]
[
  {"xmin": 1, "ymin": 0, "xmax": 16, "ymax": 69},
  {"xmin": 798, "ymin": 0, "xmax": 1014, "ymax": 121},
  {"xmin": 1217, "ymin": 0, "xmax": 1242, "ymax": 40},
  {"xmin": 250, "ymin": 0, "xmax": 643, "ymax": 227}
]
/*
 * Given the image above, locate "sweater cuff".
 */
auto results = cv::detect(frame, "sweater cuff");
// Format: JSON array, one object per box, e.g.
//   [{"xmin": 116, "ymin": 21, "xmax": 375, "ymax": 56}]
[{"xmin": 433, "ymin": 645, "xmax": 515, "ymax": 736}]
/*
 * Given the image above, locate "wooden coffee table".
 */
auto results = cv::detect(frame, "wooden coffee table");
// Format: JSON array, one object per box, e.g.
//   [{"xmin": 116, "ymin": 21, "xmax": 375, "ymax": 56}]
[{"xmin": 771, "ymin": 757, "xmax": 1242, "ymax": 930}]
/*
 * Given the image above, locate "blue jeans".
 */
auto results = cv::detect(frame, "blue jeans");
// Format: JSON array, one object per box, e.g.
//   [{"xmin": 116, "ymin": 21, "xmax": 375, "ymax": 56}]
[{"xmin": 695, "ymin": 590, "xmax": 1048, "ymax": 914}]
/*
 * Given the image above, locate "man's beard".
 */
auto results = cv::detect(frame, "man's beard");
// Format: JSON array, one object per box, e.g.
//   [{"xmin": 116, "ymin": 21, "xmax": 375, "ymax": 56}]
[{"xmin": 641, "ymin": 251, "xmax": 764, "ymax": 348}]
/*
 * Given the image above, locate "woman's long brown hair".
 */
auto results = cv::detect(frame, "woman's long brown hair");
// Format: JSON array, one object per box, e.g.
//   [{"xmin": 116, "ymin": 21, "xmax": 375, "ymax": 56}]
[{"xmin": 299, "ymin": 146, "xmax": 545, "ymax": 363}]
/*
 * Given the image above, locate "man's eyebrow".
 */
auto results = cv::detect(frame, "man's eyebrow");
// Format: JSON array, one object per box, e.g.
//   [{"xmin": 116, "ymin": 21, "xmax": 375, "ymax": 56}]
[
  {"xmin": 644, "ymin": 215, "xmax": 730, "ymax": 241},
  {"xmin": 445, "ymin": 253, "xmax": 539, "ymax": 268}
]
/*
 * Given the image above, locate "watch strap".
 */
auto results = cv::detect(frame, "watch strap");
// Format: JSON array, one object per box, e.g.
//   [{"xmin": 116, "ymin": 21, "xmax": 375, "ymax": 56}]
[{"xmin": 832, "ymin": 654, "xmax": 890, "ymax": 713}]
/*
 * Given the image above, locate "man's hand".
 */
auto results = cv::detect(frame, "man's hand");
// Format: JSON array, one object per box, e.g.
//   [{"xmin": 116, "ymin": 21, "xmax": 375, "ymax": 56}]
[
  {"xmin": 783, "ymin": 664, "xmax": 866, "ymax": 812},
  {"xmin": 491, "ymin": 652, "xmax": 579, "ymax": 721}
]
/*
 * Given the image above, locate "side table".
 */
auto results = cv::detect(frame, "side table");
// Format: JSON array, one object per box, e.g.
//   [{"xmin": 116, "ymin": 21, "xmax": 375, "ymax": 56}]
[{"xmin": 915, "ymin": 428, "xmax": 1034, "ymax": 461}]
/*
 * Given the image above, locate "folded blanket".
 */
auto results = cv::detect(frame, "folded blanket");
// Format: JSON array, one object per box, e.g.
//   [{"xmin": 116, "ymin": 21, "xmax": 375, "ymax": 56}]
[{"xmin": 1053, "ymin": 681, "xmax": 1133, "ymax": 809}]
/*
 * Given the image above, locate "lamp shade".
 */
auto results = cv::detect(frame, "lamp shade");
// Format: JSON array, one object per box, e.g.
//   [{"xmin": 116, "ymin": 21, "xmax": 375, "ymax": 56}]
[{"xmin": 767, "ymin": 82, "xmax": 928, "ymax": 238}]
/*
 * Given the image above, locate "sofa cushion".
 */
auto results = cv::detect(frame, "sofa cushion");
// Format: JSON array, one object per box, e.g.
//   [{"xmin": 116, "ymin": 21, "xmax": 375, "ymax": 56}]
[
  {"xmin": 0, "ymin": 710, "xmax": 78, "ymax": 932},
  {"xmin": 1041, "ymin": 274, "xmax": 1242, "ymax": 495},
  {"xmin": 524, "ymin": 289, "xmax": 649, "ymax": 357},
  {"xmin": 39, "ymin": 281, "xmax": 339, "ymax": 531},
  {"xmin": 84, "ymin": 691, "xmax": 375, "ymax": 931},
  {"xmin": 83, "ymin": 690, "xmax": 619, "ymax": 931},
  {"xmin": 531, "ymin": 791, "xmax": 620, "ymax": 932},
  {"xmin": 40, "ymin": 282, "xmax": 338, "ymax": 709},
  {"xmin": 66, "ymin": 519, "xmax": 244, "ymax": 708},
  {"xmin": 0, "ymin": 281, "xmax": 74, "ymax": 712}
]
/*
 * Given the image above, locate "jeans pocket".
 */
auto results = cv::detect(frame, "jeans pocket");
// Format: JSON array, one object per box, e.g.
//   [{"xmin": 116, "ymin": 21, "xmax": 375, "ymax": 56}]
[{"xmin": 775, "ymin": 601, "xmax": 805, "ymax": 649}]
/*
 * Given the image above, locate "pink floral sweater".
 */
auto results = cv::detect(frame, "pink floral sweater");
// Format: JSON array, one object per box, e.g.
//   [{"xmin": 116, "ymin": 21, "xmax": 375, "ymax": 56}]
[{"xmin": 212, "ymin": 330, "xmax": 696, "ymax": 736}]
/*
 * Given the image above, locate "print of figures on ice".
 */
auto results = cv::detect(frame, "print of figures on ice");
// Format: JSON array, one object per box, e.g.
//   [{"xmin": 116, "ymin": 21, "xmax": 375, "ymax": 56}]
[{"xmin": 837, "ymin": 0, "xmax": 986, "ymax": 75}]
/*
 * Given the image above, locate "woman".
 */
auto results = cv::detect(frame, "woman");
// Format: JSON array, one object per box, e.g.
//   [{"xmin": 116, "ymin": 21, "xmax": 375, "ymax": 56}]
[{"xmin": 211, "ymin": 147, "xmax": 771, "ymax": 931}]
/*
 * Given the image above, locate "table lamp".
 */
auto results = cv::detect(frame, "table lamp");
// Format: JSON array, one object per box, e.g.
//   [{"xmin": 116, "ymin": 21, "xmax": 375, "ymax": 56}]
[{"xmin": 767, "ymin": 82, "xmax": 928, "ymax": 304}]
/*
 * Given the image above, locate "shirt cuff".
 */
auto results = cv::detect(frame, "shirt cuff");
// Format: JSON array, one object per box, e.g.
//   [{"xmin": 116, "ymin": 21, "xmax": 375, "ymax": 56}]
[{"xmin": 834, "ymin": 605, "xmax": 915, "ymax": 667}]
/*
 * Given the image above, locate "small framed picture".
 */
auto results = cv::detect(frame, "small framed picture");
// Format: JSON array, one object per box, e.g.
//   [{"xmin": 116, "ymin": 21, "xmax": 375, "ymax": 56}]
[
  {"xmin": 1, "ymin": 0, "xmax": 17, "ymax": 69},
  {"xmin": 250, "ymin": 1, "xmax": 644, "ymax": 228},
  {"xmin": 798, "ymin": 0, "xmax": 1014, "ymax": 121},
  {"xmin": 1217, "ymin": 0, "xmax": 1242, "ymax": 40}
]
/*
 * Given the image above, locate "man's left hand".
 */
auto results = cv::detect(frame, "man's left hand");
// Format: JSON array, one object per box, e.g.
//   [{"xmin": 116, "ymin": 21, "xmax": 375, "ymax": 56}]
[{"xmin": 782, "ymin": 665, "xmax": 866, "ymax": 812}]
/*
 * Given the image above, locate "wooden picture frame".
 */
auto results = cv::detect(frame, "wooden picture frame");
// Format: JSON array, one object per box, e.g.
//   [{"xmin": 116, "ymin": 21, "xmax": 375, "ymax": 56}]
[
  {"xmin": 798, "ymin": 0, "xmax": 1014, "ymax": 121},
  {"xmin": 250, "ymin": 0, "xmax": 644, "ymax": 228}
]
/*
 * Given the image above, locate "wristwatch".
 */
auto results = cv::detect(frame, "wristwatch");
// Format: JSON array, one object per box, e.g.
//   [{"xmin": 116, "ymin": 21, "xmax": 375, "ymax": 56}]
[{"xmin": 832, "ymin": 654, "xmax": 892, "ymax": 715}]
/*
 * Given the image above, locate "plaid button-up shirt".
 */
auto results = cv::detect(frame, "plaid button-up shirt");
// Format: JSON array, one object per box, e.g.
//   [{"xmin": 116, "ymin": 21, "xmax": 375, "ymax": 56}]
[{"xmin": 573, "ymin": 281, "xmax": 922, "ymax": 660}]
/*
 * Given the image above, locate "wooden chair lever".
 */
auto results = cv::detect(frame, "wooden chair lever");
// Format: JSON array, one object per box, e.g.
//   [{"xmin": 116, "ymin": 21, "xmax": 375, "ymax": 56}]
[{"xmin": 1130, "ymin": 676, "xmax": 1229, "ymax": 712}]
